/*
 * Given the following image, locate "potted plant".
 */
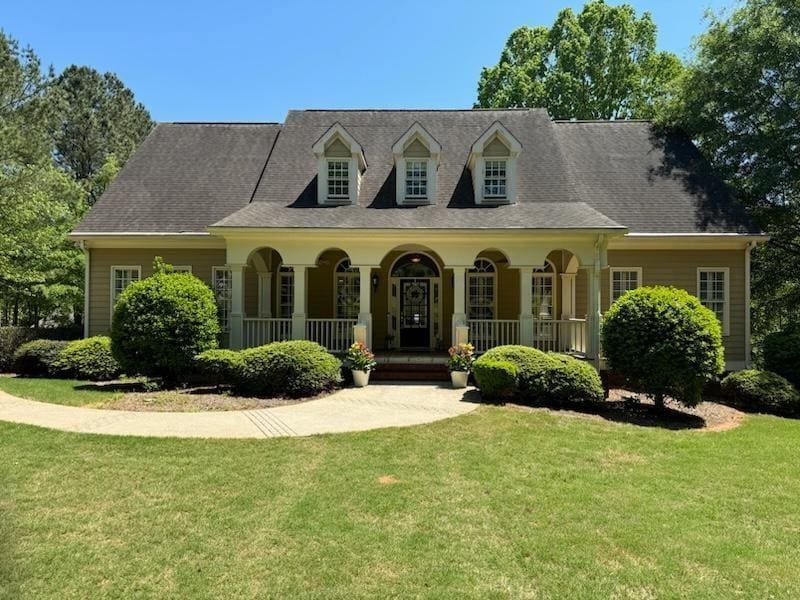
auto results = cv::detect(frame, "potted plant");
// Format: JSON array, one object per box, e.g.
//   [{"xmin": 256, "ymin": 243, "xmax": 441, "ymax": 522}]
[
  {"xmin": 344, "ymin": 342, "xmax": 377, "ymax": 387},
  {"xmin": 447, "ymin": 343, "xmax": 474, "ymax": 389}
]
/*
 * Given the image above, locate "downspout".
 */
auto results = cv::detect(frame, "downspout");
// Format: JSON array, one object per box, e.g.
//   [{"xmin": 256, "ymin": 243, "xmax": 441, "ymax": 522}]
[
  {"xmin": 745, "ymin": 241, "xmax": 756, "ymax": 368},
  {"xmin": 81, "ymin": 240, "xmax": 90, "ymax": 339}
]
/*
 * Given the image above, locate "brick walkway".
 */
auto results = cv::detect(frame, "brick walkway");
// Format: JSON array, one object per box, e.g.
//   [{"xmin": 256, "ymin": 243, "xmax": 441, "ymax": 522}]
[{"xmin": 0, "ymin": 383, "xmax": 480, "ymax": 439}]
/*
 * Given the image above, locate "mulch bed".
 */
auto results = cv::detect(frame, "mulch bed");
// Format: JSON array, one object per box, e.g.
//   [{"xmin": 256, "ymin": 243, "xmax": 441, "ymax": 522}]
[{"xmin": 504, "ymin": 388, "xmax": 744, "ymax": 431}]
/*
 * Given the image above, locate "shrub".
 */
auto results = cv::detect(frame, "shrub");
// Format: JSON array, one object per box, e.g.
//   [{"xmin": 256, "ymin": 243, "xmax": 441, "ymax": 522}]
[
  {"xmin": 0, "ymin": 327, "xmax": 37, "ymax": 372},
  {"xmin": 721, "ymin": 369, "xmax": 800, "ymax": 415},
  {"xmin": 111, "ymin": 268, "xmax": 220, "ymax": 383},
  {"xmin": 12, "ymin": 340, "xmax": 70, "ymax": 377},
  {"xmin": 473, "ymin": 359, "xmax": 518, "ymax": 401},
  {"xmin": 763, "ymin": 326, "xmax": 800, "ymax": 388},
  {"xmin": 475, "ymin": 345, "xmax": 603, "ymax": 404},
  {"xmin": 601, "ymin": 286, "xmax": 724, "ymax": 408},
  {"xmin": 236, "ymin": 341, "xmax": 342, "ymax": 398},
  {"xmin": 53, "ymin": 336, "xmax": 121, "ymax": 381},
  {"xmin": 194, "ymin": 349, "xmax": 242, "ymax": 384}
]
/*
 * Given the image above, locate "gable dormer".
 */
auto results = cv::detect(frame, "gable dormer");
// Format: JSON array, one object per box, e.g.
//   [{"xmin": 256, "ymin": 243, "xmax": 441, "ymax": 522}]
[
  {"xmin": 312, "ymin": 123, "xmax": 367, "ymax": 205},
  {"xmin": 467, "ymin": 121, "xmax": 522, "ymax": 205},
  {"xmin": 392, "ymin": 122, "xmax": 441, "ymax": 206}
]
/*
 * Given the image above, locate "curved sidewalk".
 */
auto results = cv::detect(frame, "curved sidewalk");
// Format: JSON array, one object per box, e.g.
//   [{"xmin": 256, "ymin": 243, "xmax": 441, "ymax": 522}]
[{"xmin": 0, "ymin": 383, "xmax": 479, "ymax": 439}]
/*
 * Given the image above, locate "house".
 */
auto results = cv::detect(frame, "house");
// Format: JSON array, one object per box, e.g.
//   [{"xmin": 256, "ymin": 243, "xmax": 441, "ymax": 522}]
[{"xmin": 71, "ymin": 109, "xmax": 766, "ymax": 370}]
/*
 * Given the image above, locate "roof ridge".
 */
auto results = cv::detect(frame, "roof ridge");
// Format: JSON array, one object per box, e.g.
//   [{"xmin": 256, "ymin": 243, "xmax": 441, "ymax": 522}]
[
  {"xmin": 294, "ymin": 108, "xmax": 542, "ymax": 113},
  {"xmin": 163, "ymin": 121, "xmax": 281, "ymax": 126},
  {"xmin": 554, "ymin": 119, "xmax": 652, "ymax": 124}
]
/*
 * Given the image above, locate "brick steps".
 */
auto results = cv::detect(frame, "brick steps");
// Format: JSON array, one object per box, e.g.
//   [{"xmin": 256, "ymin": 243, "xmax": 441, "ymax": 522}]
[{"xmin": 371, "ymin": 363, "xmax": 450, "ymax": 382}]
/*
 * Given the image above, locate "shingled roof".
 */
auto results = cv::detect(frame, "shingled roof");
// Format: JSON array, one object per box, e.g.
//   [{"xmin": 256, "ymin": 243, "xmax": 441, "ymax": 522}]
[{"xmin": 74, "ymin": 109, "xmax": 757, "ymax": 235}]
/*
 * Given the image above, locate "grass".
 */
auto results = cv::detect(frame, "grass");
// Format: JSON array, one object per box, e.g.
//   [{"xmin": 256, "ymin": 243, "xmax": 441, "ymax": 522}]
[
  {"xmin": 0, "ymin": 406, "xmax": 799, "ymax": 598},
  {"xmin": 0, "ymin": 376, "xmax": 122, "ymax": 407}
]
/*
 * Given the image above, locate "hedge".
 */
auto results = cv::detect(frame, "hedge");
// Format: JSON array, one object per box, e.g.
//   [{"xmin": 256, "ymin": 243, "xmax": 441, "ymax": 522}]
[
  {"xmin": 473, "ymin": 359, "xmax": 518, "ymax": 401},
  {"xmin": 762, "ymin": 326, "xmax": 800, "ymax": 389},
  {"xmin": 235, "ymin": 341, "xmax": 342, "ymax": 398},
  {"xmin": 1, "ymin": 326, "xmax": 81, "ymax": 373},
  {"xmin": 13, "ymin": 340, "xmax": 70, "ymax": 377},
  {"xmin": 53, "ymin": 336, "xmax": 121, "ymax": 381},
  {"xmin": 475, "ymin": 345, "xmax": 603, "ymax": 404},
  {"xmin": 601, "ymin": 286, "xmax": 724, "ymax": 407},
  {"xmin": 721, "ymin": 369, "xmax": 800, "ymax": 415},
  {"xmin": 194, "ymin": 349, "xmax": 242, "ymax": 384}
]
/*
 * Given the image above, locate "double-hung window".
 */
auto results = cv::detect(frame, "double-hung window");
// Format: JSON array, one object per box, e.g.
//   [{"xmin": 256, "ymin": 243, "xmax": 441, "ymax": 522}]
[
  {"xmin": 334, "ymin": 259, "xmax": 360, "ymax": 319},
  {"xmin": 405, "ymin": 160, "xmax": 428, "ymax": 199},
  {"xmin": 212, "ymin": 267, "xmax": 232, "ymax": 332},
  {"xmin": 467, "ymin": 259, "xmax": 496, "ymax": 320},
  {"xmin": 610, "ymin": 267, "xmax": 642, "ymax": 304},
  {"xmin": 278, "ymin": 266, "xmax": 294, "ymax": 319},
  {"xmin": 327, "ymin": 160, "xmax": 349, "ymax": 200},
  {"xmin": 484, "ymin": 160, "xmax": 507, "ymax": 199},
  {"xmin": 110, "ymin": 266, "xmax": 141, "ymax": 317},
  {"xmin": 697, "ymin": 268, "xmax": 729, "ymax": 335}
]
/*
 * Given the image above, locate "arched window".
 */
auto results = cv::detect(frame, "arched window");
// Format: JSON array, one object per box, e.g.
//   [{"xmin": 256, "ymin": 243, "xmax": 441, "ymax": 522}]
[
  {"xmin": 532, "ymin": 260, "xmax": 556, "ymax": 320},
  {"xmin": 467, "ymin": 258, "xmax": 496, "ymax": 319},
  {"xmin": 334, "ymin": 259, "xmax": 360, "ymax": 319},
  {"xmin": 277, "ymin": 265, "xmax": 294, "ymax": 318},
  {"xmin": 391, "ymin": 254, "xmax": 439, "ymax": 278}
]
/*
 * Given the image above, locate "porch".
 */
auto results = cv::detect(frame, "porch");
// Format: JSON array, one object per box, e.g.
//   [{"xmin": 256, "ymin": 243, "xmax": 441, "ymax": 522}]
[{"xmin": 215, "ymin": 230, "xmax": 608, "ymax": 364}]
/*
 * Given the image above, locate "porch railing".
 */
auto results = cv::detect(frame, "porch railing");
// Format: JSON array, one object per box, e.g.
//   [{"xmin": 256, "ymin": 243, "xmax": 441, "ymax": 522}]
[
  {"xmin": 467, "ymin": 319, "xmax": 520, "ymax": 353},
  {"xmin": 530, "ymin": 318, "xmax": 587, "ymax": 354},
  {"xmin": 306, "ymin": 318, "xmax": 357, "ymax": 353},
  {"xmin": 243, "ymin": 318, "xmax": 292, "ymax": 348}
]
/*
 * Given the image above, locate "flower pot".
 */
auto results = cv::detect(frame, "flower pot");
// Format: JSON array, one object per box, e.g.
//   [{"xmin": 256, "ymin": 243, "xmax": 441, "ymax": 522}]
[
  {"xmin": 352, "ymin": 370, "xmax": 370, "ymax": 387},
  {"xmin": 450, "ymin": 370, "xmax": 469, "ymax": 389}
]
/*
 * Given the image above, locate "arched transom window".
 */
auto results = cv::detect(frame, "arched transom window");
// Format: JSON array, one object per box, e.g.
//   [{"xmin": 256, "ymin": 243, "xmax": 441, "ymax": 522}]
[
  {"xmin": 532, "ymin": 260, "xmax": 555, "ymax": 320},
  {"xmin": 467, "ymin": 258, "xmax": 497, "ymax": 319},
  {"xmin": 334, "ymin": 259, "xmax": 360, "ymax": 319}
]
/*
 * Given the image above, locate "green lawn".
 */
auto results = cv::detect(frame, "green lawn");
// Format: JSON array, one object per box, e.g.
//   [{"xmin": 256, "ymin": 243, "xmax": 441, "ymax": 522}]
[
  {"xmin": 0, "ymin": 376, "xmax": 123, "ymax": 406},
  {"xmin": 1, "ymin": 407, "xmax": 799, "ymax": 598}
]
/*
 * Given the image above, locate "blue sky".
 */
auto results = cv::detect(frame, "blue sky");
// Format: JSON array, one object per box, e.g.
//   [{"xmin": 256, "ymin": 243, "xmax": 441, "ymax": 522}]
[{"xmin": 4, "ymin": 0, "xmax": 734, "ymax": 122}]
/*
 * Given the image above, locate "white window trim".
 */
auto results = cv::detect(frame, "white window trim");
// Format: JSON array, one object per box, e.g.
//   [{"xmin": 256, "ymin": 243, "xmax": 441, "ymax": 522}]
[
  {"xmin": 312, "ymin": 123, "xmax": 366, "ymax": 206},
  {"xmin": 697, "ymin": 267, "xmax": 730, "ymax": 336},
  {"xmin": 467, "ymin": 259, "xmax": 497, "ymax": 320},
  {"xmin": 392, "ymin": 123, "xmax": 441, "ymax": 206},
  {"xmin": 172, "ymin": 265, "xmax": 192, "ymax": 273},
  {"xmin": 333, "ymin": 259, "xmax": 360, "ymax": 319},
  {"xmin": 609, "ymin": 267, "xmax": 642, "ymax": 305},
  {"xmin": 277, "ymin": 266, "xmax": 295, "ymax": 319},
  {"xmin": 110, "ymin": 265, "xmax": 141, "ymax": 321},
  {"xmin": 467, "ymin": 121, "xmax": 522, "ymax": 205},
  {"xmin": 212, "ymin": 266, "xmax": 232, "ymax": 332}
]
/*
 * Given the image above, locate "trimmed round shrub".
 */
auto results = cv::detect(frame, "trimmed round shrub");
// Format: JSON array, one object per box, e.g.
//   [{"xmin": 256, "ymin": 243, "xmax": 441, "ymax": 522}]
[
  {"xmin": 111, "ymin": 271, "xmax": 220, "ymax": 383},
  {"xmin": 194, "ymin": 349, "xmax": 242, "ymax": 384},
  {"xmin": 476, "ymin": 345, "xmax": 603, "ymax": 404},
  {"xmin": 235, "ymin": 341, "xmax": 342, "ymax": 398},
  {"xmin": 0, "ymin": 327, "xmax": 37, "ymax": 372},
  {"xmin": 13, "ymin": 340, "xmax": 70, "ymax": 377},
  {"xmin": 53, "ymin": 336, "xmax": 121, "ymax": 381},
  {"xmin": 721, "ymin": 369, "xmax": 800, "ymax": 415},
  {"xmin": 602, "ymin": 286, "xmax": 724, "ymax": 407},
  {"xmin": 763, "ymin": 326, "xmax": 800, "ymax": 388},
  {"xmin": 473, "ymin": 359, "xmax": 518, "ymax": 401}
]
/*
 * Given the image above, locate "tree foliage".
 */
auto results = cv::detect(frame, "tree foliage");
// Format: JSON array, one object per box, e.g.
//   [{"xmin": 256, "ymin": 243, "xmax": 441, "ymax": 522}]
[
  {"xmin": 476, "ymin": 0, "xmax": 683, "ymax": 119},
  {"xmin": 660, "ymin": 0, "xmax": 800, "ymax": 339}
]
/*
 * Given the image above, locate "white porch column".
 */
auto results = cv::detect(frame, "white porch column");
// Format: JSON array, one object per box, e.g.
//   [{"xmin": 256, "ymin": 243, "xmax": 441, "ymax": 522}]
[
  {"xmin": 356, "ymin": 265, "xmax": 376, "ymax": 348},
  {"xmin": 586, "ymin": 236, "xmax": 605, "ymax": 367},
  {"xmin": 257, "ymin": 271, "xmax": 272, "ymax": 318},
  {"xmin": 745, "ymin": 241, "xmax": 755, "ymax": 367},
  {"xmin": 228, "ymin": 263, "xmax": 246, "ymax": 349},
  {"xmin": 518, "ymin": 266, "xmax": 534, "ymax": 346},
  {"xmin": 291, "ymin": 265, "xmax": 308, "ymax": 340},
  {"xmin": 560, "ymin": 273, "xmax": 576, "ymax": 319},
  {"xmin": 451, "ymin": 266, "xmax": 468, "ymax": 346}
]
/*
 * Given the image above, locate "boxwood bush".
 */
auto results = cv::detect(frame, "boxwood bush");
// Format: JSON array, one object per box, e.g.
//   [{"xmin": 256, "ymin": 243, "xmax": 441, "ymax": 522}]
[
  {"xmin": 474, "ymin": 345, "xmax": 603, "ymax": 404},
  {"xmin": 111, "ymin": 265, "xmax": 220, "ymax": 383},
  {"xmin": 602, "ymin": 286, "xmax": 724, "ymax": 408},
  {"xmin": 53, "ymin": 336, "xmax": 121, "ymax": 381},
  {"xmin": 721, "ymin": 369, "xmax": 800, "ymax": 415},
  {"xmin": 235, "ymin": 341, "xmax": 342, "ymax": 398},
  {"xmin": 0, "ymin": 327, "xmax": 37, "ymax": 372},
  {"xmin": 194, "ymin": 349, "xmax": 242, "ymax": 384},
  {"xmin": 12, "ymin": 340, "xmax": 70, "ymax": 377},
  {"xmin": 472, "ymin": 359, "xmax": 518, "ymax": 401},
  {"xmin": 762, "ymin": 326, "xmax": 800, "ymax": 388}
]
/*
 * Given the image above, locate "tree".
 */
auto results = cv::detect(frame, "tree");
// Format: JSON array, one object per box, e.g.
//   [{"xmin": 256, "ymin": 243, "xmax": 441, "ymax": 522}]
[
  {"xmin": 660, "ymin": 0, "xmax": 800, "ymax": 342},
  {"xmin": 602, "ymin": 287, "xmax": 724, "ymax": 408},
  {"xmin": 476, "ymin": 0, "xmax": 683, "ymax": 119},
  {"xmin": 53, "ymin": 65, "xmax": 153, "ymax": 203}
]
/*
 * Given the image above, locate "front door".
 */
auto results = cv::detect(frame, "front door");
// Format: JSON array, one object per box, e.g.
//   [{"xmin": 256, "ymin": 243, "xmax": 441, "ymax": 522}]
[{"xmin": 399, "ymin": 278, "xmax": 430, "ymax": 348}]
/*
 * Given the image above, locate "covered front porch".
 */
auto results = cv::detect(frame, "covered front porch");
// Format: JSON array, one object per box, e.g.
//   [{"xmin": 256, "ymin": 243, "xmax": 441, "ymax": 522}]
[{"xmin": 212, "ymin": 229, "xmax": 613, "ymax": 365}]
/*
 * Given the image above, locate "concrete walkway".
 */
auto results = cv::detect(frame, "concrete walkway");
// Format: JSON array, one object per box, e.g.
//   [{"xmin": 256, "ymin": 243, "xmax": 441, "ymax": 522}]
[{"xmin": 0, "ymin": 383, "xmax": 480, "ymax": 439}]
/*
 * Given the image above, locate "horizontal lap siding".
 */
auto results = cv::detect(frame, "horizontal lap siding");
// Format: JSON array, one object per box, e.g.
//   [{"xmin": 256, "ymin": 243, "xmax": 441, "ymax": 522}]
[
  {"xmin": 88, "ymin": 248, "xmax": 226, "ymax": 336},
  {"xmin": 576, "ymin": 249, "xmax": 746, "ymax": 362}
]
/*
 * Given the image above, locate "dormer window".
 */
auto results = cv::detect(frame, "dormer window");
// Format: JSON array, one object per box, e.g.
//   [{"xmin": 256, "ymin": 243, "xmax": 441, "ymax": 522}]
[
  {"xmin": 468, "ymin": 122, "xmax": 521, "ymax": 205},
  {"xmin": 392, "ymin": 122, "xmax": 441, "ymax": 206},
  {"xmin": 312, "ymin": 123, "xmax": 366, "ymax": 205}
]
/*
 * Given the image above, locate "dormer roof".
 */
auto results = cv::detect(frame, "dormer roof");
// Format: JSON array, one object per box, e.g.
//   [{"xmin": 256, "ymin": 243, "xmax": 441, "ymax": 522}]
[
  {"xmin": 392, "ymin": 122, "xmax": 442, "ymax": 157},
  {"xmin": 312, "ymin": 122, "xmax": 367, "ymax": 170}
]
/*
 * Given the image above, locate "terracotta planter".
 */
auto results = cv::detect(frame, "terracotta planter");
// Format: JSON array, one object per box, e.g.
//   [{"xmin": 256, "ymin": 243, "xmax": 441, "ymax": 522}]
[
  {"xmin": 352, "ymin": 370, "xmax": 370, "ymax": 387},
  {"xmin": 450, "ymin": 370, "xmax": 469, "ymax": 389}
]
